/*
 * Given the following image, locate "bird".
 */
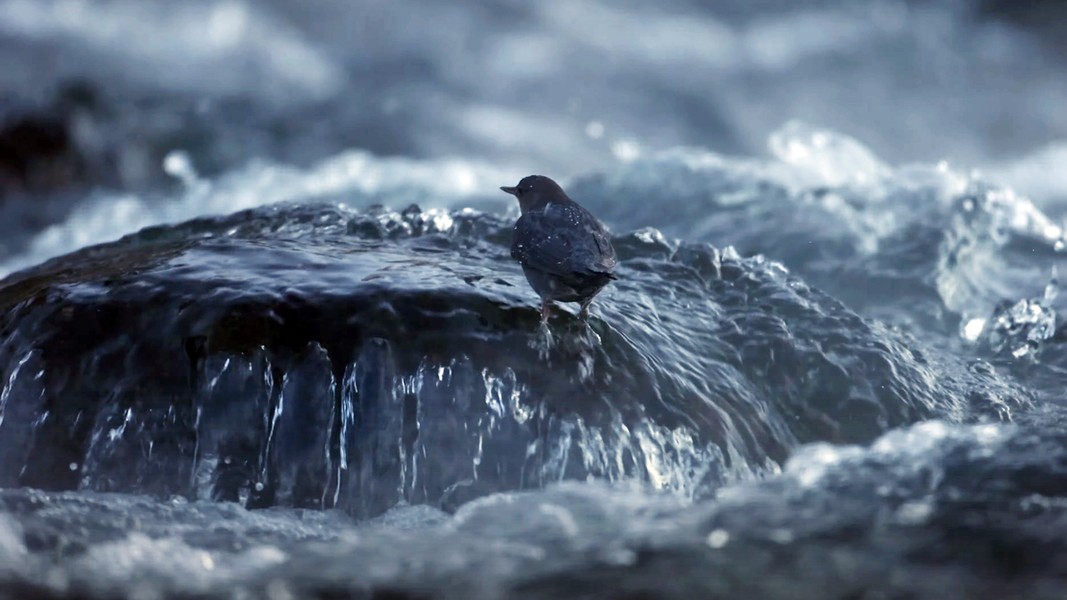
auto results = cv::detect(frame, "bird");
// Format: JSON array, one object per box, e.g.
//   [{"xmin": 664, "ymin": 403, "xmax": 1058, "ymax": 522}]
[{"xmin": 501, "ymin": 175, "xmax": 617, "ymax": 323}]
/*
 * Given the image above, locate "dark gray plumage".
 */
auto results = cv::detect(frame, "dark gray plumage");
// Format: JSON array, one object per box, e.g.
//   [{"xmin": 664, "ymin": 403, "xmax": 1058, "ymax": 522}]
[{"xmin": 501, "ymin": 175, "xmax": 617, "ymax": 322}]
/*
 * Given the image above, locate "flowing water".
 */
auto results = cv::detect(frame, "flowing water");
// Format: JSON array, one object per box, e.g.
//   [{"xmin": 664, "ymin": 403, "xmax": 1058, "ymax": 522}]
[{"xmin": 3, "ymin": 1, "xmax": 1067, "ymax": 598}]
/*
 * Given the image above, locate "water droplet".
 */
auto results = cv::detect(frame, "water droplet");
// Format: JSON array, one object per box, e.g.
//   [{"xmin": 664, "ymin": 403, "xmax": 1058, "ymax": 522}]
[
  {"xmin": 961, "ymin": 318, "xmax": 986, "ymax": 342},
  {"xmin": 585, "ymin": 120, "xmax": 604, "ymax": 140},
  {"xmin": 769, "ymin": 528, "xmax": 794, "ymax": 544},
  {"xmin": 162, "ymin": 150, "xmax": 199, "ymax": 185},
  {"xmin": 895, "ymin": 499, "xmax": 934, "ymax": 525},
  {"xmin": 611, "ymin": 140, "xmax": 641, "ymax": 162},
  {"xmin": 706, "ymin": 529, "xmax": 730, "ymax": 548}
]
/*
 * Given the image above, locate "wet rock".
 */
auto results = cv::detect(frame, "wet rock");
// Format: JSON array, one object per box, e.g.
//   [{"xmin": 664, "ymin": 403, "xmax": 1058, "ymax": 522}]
[{"xmin": 0, "ymin": 203, "xmax": 1029, "ymax": 512}]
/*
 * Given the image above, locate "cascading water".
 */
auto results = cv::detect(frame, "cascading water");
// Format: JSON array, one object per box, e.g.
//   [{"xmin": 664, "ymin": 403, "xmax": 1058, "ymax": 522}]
[{"xmin": 4, "ymin": 1, "xmax": 1067, "ymax": 598}]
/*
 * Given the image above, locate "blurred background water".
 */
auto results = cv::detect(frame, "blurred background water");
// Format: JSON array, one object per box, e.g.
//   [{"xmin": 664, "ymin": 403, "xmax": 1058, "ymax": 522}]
[
  {"xmin": 3, "ymin": 0, "xmax": 1067, "ymax": 270},
  {"xmin": 4, "ymin": 1, "xmax": 1067, "ymax": 598}
]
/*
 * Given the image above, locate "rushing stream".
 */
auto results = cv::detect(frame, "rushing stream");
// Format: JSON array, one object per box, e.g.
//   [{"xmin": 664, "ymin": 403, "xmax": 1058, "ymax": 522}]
[{"xmin": 3, "ymin": 0, "xmax": 1067, "ymax": 598}]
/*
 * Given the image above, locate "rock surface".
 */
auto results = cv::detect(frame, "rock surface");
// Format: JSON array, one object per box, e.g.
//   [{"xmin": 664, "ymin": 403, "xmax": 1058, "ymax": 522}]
[{"xmin": 0, "ymin": 203, "xmax": 1028, "ymax": 514}]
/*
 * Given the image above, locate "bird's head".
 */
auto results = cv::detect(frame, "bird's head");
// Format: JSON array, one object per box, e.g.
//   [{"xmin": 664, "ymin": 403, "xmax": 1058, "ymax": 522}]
[{"xmin": 500, "ymin": 175, "xmax": 568, "ymax": 214}]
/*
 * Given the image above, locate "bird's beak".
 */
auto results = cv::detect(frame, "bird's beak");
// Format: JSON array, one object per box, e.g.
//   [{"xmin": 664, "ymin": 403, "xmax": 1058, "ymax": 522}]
[{"xmin": 500, "ymin": 186, "xmax": 518, "ymax": 196}]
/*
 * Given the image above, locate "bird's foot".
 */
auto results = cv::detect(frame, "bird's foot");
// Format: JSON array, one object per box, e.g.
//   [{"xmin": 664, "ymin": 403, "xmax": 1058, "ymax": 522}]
[
  {"xmin": 575, "ymin": 302, "xmax": 602, "ymax": 347},
  {"xmin": 529, "ymin": 300, "xmax": 555, "ymax": 359},
  {"xmin": 540, "ymin": 300, "xmax": 554, "ymax": 324},
  {"xmin": 579, "ymin": 303, "xmax": 591, "ymax": 322}
]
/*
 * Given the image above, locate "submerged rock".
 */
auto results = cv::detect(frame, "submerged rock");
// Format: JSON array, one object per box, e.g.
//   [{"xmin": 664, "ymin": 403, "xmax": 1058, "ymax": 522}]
[{"xmin": 0, "ymin": 203, "xmax": 1029, "ymax": 513}]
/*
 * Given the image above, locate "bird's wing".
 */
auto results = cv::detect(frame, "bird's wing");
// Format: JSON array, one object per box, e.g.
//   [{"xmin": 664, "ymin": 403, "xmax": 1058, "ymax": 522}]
[
  {"xmin": 588, "ymin": 217, "xmax": 618, "ymax": 273},
  {"xmin": 511, "ymin": 204, "xmax": 616, "ymax": 280}
]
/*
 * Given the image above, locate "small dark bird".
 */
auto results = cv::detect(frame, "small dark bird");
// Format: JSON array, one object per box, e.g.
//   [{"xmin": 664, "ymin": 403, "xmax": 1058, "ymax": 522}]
[{"xmin": 501, "ymin": 175, "xmax": 617, "ymax": 323}]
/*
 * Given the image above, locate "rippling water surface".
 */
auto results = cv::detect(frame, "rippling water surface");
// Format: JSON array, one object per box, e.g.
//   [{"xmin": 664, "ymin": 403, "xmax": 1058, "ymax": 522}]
[{"xmin": 3, "ymin": 1, "xmax": 1067, "ymax": 598}]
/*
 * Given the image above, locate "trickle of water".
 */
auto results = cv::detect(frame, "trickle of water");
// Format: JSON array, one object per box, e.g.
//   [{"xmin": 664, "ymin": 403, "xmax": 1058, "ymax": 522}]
[
  {"xmin": 340, "ymin": 338, "xmax": 405, "ymax": 518},
  {"xmin": 530, "ymin": 322, "xmax": 555, "ymax": 361},
  {"xmin": 192, "ymin": 351, "xmax": 274, "ymax": 505},
  {"xmin": 1043, "ymin": 265, "xmax": 1059, "ymax": 303},
  {"xmin": 0, "ymin": 350, "xmax": 36, "ymax": 429},
  {"xmin": 0, "ymin": 349, "xmax": 45, "ymax": 487},
  {"xmin": 267, "ymin": 343, "xmax": 334, "ymax": 508}
]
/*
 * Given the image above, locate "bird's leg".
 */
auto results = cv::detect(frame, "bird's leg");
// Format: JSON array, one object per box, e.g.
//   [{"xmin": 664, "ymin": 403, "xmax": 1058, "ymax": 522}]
[
  {"xmin": 579, "ymin": 300, "xmax": 592, "ymax": 321},
  {"xmin": 540, "ymin": 299, "xmax": 553, "ymax": 323}
]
